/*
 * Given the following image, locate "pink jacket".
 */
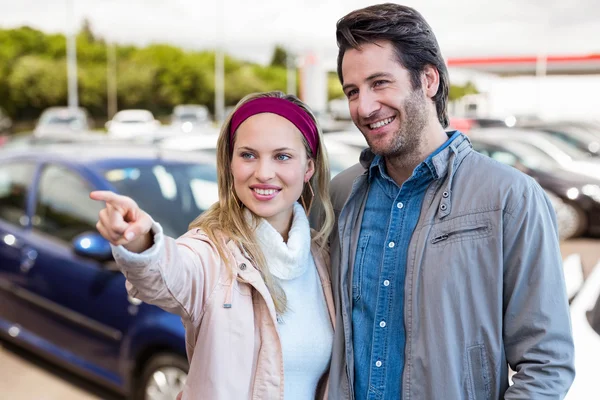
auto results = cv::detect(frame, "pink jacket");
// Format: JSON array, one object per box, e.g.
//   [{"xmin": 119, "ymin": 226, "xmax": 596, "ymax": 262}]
[{"xmin": 114, "ymin": 225, "xmax": 334, "ymax": 399}]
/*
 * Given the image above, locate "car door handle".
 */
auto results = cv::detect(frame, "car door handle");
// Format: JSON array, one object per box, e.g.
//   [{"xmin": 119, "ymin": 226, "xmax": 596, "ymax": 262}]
[{"xmin": 20, "ymin": 248, "xmax": 38, "ymax": 273}]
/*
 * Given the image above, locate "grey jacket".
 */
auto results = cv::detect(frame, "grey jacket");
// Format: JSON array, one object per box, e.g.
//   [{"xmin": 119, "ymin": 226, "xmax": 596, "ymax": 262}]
[{"xmin": 324, "ymin": 133, "xmax": 575, "ymax": 399}]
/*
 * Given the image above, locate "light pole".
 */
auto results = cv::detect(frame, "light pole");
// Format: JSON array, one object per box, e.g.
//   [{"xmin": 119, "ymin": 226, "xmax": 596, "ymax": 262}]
[
  {"xmin": 107, "ymin": 42, "xmax": 118, "ymax": 119},
  {"xmin": 286, "ymin": 50, "xmax": 297, "ymax": 96},
  {"xmin": 214, "ymin": 0, "xmax": 225, "ymax": 124},
  {"xmin": 65, "ymin": 0, "xmax": 79, "ymax": 109}
]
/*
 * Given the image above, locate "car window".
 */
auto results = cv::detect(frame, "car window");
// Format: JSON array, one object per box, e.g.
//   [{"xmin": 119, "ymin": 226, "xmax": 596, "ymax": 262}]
[
  {"xmin": 33, "ymin": 164, "xmax": 102, "ymax": 243},
  {"xmin": 0, "ymin": 162, "xmax": 36, "ymax": 226},
  {"xmin": 103, "ymin": 163, "xmax": 218, "ymax": 237},
  {"xmin": 488, "ymin": 150, "xmax": 518, "ymax": 167}
]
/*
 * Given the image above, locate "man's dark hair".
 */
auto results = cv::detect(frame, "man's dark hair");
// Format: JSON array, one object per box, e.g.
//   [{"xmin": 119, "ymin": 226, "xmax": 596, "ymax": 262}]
[{"xmin": 336, "ymin": 3, "xmax": 449, "ymax": 127}]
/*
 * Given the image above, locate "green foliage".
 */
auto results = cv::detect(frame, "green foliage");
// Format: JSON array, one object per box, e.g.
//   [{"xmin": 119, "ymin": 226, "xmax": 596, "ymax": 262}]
[
  {"xmin": 449, "ymin": 81, "xmax": 479, "ymax": 101},
  {"xmin": 7, "ymin": 56, "xmax": 68, "ymax": 118},
  {"xmin": 270, "ymin": 45, "xmax": 289, "ymax": 68},
  {"xmin": 0, "ymin": 25, "xmax": 348, "ymax": 125},
  {"xmin": 328, "ymin": 71, "xmax": 344, "ymax": 100}
]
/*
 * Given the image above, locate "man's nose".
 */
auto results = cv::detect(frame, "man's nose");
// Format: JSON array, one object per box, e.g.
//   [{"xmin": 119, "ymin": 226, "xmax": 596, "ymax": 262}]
[{"xmin": 357, "ymin": 90, "xmax": 380, "ymax": 120}]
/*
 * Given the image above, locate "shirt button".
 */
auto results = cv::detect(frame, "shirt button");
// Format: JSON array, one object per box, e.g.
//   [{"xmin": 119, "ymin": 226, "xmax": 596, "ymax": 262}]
[
  {"xmin": 388, "ymin": 242, "xmax": 395, "ymax": 248},
  {"xmin": 380, "ymin": 321, "xmax": 386, "ymax": 328},
  {"xmin": 239, "ymin": 263, "xmax": 247, "ymax": 270},
  {"xmin": 383, "ymin": 280, "xmax": 390, "ymax": 286},
  {"xmin": 375, "ymin": 360, "xmax": 382, "ymax": 367},
  {"xmin": 397, "ymin": 202, "xmax": 404, "ymax": 209}
]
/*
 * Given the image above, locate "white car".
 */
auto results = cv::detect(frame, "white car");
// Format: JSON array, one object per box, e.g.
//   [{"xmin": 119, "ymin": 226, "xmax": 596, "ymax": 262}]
[
  {"xmin": 158, "ymin": 133, "xmax": 362, "ymax": 178},
  {"xmin": 470, "ymin": 128, "xmax": 600, "ymax": 181},
  {"xmin": 106, "ymin": 109, "xmax": 160, "ymax": 139},
  {"xmin": 159, "ymin": 133, "xmax": 219, "ymax": 152},
  {"xmin": 325, "ymin": 130, "xmax": 368, "ymax": 151},
  {"xmin": 171, "ymin": 104, "xmax": 212, "ymax": 133},
  {"xmin": 565, "ymin": 257, "xmax": 600, "ymax": 400},
  {"xmin": 34, "ymin": 107, "xmax": 92, "ymax": 137}
]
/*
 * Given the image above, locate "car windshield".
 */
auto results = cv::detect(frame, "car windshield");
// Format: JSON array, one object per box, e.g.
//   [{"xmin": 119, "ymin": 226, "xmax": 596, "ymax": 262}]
[
  {"xmin": 175, "ymin": 113, "xmax": 202, "ymax": 121},
  {"xmin": 115, "ymin": 113, "xmax": 152, "ymax": 123},
  {"xmin": 536, "ymin": 133, "xmax": 593, "ymax": 160},
  {"xmin": 101, "ymin": 162, "xmax": 218, "ymax": 237},
  {"xmin": 503, "ymin": 141, "xmax": 561, "ymax": 171},
  {"xmin": 41, "ymin": 114, "xmax": 84, "ymax": 125}
]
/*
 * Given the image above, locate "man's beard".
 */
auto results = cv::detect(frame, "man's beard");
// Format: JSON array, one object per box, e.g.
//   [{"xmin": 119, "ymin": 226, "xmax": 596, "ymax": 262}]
[{"xmin": 366, "ymin": 89, "xmax": 428, "ymax": 159}]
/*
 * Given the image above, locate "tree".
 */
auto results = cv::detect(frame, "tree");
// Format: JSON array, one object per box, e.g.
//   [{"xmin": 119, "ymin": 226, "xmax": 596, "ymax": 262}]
[
  {"xmin": 8, "ymin": 56, "xmax": 68, "ymax": 118},
  {"xmin": 270, "ymin": 45, "xmax": 288, "ymax": 68},
  {"xmin": 328, "ymin": 71, "xmax": 344, "ymax": 100},
  {"xmin": 449, "ymin": 81, "xmax": 479, "ymax": 101}
]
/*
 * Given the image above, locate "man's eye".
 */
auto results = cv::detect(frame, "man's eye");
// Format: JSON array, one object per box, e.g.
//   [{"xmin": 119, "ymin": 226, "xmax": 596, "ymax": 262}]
[
  {"xmin": 346, "ymin": 89, "xmax": 358, "ymax": 98},
  {"xmin": 374, "ymin": 80, "xmax": 388, "ymax": 87}
]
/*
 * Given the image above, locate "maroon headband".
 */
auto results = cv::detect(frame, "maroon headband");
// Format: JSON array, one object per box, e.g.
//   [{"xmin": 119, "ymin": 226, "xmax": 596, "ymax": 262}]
[{"xmin": 229, "ymin": 97, "xmax": 319, "ymax": 156}]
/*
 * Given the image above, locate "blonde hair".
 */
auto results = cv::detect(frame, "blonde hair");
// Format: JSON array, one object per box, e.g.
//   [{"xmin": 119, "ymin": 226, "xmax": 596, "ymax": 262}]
[{"xmin": 189, "ymin": 91, "xmax": 334, "ymax": 315}]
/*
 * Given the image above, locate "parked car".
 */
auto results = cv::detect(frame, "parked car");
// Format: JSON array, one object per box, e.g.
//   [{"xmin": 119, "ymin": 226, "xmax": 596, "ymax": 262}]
[
  {"xmin": 158, "ymin": 133, "xmax": 361, "ymax": 178},
  {"xmin": 0, "ymin": 107, "xmax": 12, "ymax": 134},
  {"xmin": 564, "ymin": 260, "xmax": 600, "ymax": 400},
  {"xmin": 106, "ymin": 110, "xmax": 161, "ymax": 139},
  {"xmin": 324, "ymin": 130, "xmax": 368, "ymax": 151},
  {"xmin": 0, "ymin": 144, "xmax": 220, "ymax": 399},
  {"xmin": 1, "ymin": 132, "xmax": 109, "ymax": 151},
  {"xmin": 520, "ymin": 122, "xmax": 600, "ymax": 157},
  {"xmin": 170, "ymin": 104, "xmax": 211, "ymax": 133},
  {"xmin": 448, "ymin": 117, "xmax": 512, "ymax": 133},
  {"xmin": 158, "ymin": 133, "xmax": 219, "ymax": 153},
  {"xmin": 470, "ymin": 128, "xmax": 600, "ymax": 181},
  {"xmin": 471, "ymin": 136, "xmax": 600, "ymax": 238},
  {"xmin": 34, "ymin": 107, "xmax": 92, "ymax": 137}
]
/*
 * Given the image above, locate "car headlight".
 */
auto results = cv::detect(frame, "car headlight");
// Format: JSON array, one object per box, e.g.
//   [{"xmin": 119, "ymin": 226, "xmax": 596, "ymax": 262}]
[
  {"xmin": 582, "ymin": 184, "xmax": 600, "ymax": 203},
  {"xmin": 566, "ymin": 187, "xmax": 580, "ymax": 200}
]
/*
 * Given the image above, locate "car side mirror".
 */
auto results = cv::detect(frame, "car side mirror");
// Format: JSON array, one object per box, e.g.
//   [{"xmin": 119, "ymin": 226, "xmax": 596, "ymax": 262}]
[{"xmin": 72, "ymin": 232, "xmax": 113, "ymax": 262}]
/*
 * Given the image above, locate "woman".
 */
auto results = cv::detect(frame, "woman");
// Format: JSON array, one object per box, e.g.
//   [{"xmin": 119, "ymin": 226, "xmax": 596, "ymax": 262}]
[{"xmin": 90, "ymin": 91, "xmax": 335, "ymax": 399}]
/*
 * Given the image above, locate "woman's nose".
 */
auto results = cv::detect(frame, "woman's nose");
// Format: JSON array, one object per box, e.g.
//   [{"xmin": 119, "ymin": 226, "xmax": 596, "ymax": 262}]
[{"xmin": 255, "ymin": 159, "xmax": 275, "ymax": 181}]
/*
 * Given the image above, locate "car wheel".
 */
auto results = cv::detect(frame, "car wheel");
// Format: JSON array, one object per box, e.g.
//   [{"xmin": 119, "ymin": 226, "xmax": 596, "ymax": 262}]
[
  {"xmin": 563, "ymin": 201, "xmax": 588, "ymax": 239},
  {"xmin": 545, "ymin": 191, "xmax": 587, "ymax": 240},
  {"xmin": 135, "ymin": 353, "xmax": 188, "ymax": 400}
]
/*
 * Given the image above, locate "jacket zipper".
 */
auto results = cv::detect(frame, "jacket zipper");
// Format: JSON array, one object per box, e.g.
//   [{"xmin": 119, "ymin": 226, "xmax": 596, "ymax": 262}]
[{"xmin": 431, "ymin": 224, "xmax": 488, "ymax": 244}]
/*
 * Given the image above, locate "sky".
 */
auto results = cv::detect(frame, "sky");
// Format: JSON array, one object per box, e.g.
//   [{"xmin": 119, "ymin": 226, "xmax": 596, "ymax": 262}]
[{"xmin": 1, "ymin": 0, "xmax": 600, "ymax": 68}]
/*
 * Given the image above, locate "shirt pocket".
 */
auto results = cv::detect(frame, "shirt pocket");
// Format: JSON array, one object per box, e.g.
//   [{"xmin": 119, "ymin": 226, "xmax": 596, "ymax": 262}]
[{"xmin": 352, "ymin": 234, "xmax": 370, "ymax": 302}]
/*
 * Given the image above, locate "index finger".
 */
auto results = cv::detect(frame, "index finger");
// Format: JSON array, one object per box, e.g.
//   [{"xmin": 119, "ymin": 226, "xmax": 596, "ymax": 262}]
[{"xmin": 90, "ymin": 190, "xmax": 128, "ymax": 207}]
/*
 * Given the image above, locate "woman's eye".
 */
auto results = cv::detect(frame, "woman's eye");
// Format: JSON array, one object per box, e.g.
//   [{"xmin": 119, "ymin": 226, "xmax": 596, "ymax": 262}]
[
  {"xmin": 241, "ymin": 152, "xmax": 255, "ymax": 159},
  {"xmin": 276, "ymin": 154, "xmax": 291, "ymax": 161}
]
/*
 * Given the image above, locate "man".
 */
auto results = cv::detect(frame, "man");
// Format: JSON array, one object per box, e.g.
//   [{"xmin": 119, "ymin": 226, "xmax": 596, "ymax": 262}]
[{"xmin": 325, "ymin": 3, "xmax": 575, "ymax": 399}]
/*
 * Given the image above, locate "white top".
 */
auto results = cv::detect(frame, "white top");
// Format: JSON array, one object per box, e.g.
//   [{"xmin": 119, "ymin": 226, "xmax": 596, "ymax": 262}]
[{"xmin": 252, "ymin": 202, "xmax": 333, "ymax": 399}]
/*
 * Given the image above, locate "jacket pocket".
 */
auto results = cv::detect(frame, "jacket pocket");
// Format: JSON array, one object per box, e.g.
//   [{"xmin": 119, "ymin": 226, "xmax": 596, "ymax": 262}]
[
  {"xmin": 467, "ymin": 344, "xmax": 491, "ymax": 400},
  {"xmin": 430, "ymin": 219, "xmax": 491, "ymax": 246},
  {"xmin": 352, "ymin": 234, "xmax": 370, "ymax": 301}
]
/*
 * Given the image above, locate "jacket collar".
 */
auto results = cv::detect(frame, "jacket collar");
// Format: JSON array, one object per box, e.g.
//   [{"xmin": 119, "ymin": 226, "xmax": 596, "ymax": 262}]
[{"xmin": 358, "ymin": 131, "xmax": 472, "ymax": 181}]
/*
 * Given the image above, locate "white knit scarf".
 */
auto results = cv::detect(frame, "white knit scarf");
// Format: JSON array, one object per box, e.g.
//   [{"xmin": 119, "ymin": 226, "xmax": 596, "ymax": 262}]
[{"xmin": 245, "ymin": 202, "xmax": 312, "ymax": 281}]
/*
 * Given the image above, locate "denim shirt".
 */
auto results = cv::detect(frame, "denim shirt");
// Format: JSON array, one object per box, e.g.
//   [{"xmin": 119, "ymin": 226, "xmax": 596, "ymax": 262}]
[{"xmin": 352, "ymin": 132, "xmax": 459, "ymax": 399}]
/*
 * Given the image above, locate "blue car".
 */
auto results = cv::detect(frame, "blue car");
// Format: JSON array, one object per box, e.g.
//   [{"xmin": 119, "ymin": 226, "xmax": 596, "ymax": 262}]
[{"xmin": 0, "ymin": 143, "xmax": 219, "ymax": 399}]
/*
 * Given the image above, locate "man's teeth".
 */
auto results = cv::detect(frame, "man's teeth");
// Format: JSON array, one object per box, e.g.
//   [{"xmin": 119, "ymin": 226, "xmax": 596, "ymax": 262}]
[
  {"xmin": 369, "ymin": 117, "xmax": 394, "ymax": 129},
  {"xmin": 254, "ymin": 188, "xmax": 277, "ymax": 195}
]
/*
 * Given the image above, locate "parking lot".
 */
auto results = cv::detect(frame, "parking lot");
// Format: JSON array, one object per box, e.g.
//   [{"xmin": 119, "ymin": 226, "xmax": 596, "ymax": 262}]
[{"xmin": 1, "ymin": 238, "xmax": 598, "ymax": 399}]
